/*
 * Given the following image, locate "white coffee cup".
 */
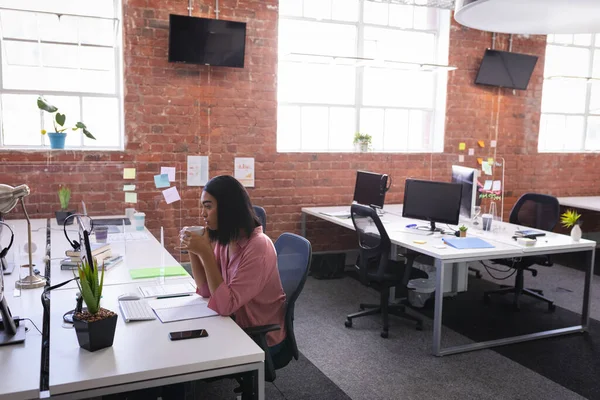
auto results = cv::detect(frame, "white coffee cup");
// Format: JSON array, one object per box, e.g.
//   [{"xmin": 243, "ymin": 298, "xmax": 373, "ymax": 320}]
[
  {"xmin": 185, "ymin": 226, "xmax": 205, "ymax": 236},
  {"xmin": 125, "ymin": 208, "xmax": 136, "ymax": 222},
  {"xmin": 133, "ymin": 212, "xmax": 146, "ymax": 231}
]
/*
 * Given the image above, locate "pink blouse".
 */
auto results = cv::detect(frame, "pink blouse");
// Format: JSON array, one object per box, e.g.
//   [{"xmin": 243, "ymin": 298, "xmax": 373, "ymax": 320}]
[{"xmin": 196, "ymin": 226, "xmax": 286, "ymax": 346}]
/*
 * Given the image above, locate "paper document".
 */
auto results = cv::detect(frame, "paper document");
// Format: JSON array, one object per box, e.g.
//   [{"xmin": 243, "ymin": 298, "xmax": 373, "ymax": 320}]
[
  {"xmin": 149, "ymin": 295, "xmax": 217, "ymax": 323},
  {"xmin": 107, "ymin": 232, "xmax": 149, "ymax": 242},
  {"xmin": 442, "ymin": 237, "xmax": 495, "ymax": 249},
  {"xmin": 320, "ymin": 210, "xmax": 351, "ymax": 218},
  {"xmin": 138, "ymin": 281, "xmax": 197, "ymax": 298}
]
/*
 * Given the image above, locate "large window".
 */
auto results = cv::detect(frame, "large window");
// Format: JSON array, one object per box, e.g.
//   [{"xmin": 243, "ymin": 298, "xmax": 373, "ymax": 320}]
[
  {"xmin": 277, "ymin": 0, "xmax": 450, "ymax": 153},
  {"xmin": 0, "ymin": 0, "xmax": 123, "ymax": 150},
  {"xmin": 538, "ymin": 34, "xmax": 600, "ymax": 152}
]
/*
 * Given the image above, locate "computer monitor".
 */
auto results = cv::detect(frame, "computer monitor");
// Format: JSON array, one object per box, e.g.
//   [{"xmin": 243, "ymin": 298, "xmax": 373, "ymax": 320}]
[
  {"xmin": 402, "ymin": 179, "xmax": 463, "ymax": 231},
  {"xmin": 352, "ymin": 171, "xmax": 389, "ymax": 210},
  {"xmin": 451, "ymin": 165, "xmax": 478, "ymax": 219}
]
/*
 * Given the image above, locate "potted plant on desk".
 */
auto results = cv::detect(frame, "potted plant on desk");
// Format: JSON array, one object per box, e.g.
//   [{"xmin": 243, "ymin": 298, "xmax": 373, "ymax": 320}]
[
  {"xmin": 353, "ymin": 132, "xmax": 372, "ymax": 152},
  {"xmin": 561, "ymin": 209, "xmax": 582, "ymax": 242},
  {"xmin": 56, "ymin": 185, "xmax": 75, "ymax": 225},
  {"xmin": 458, "ymin": 225, "xmax": 468, "ymax": 237},
  {"xmin": 37, "ymin": 96, "xmax": 96, "ymax": 149},
  {"xmin": 73, "ymin": 259, "xmax": 118, "ymax": 352}
]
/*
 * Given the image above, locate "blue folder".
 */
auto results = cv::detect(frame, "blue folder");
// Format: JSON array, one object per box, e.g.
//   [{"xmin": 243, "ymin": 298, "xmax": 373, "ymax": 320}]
[{"xmin": 442, "ymin": 237, "xmax": 495, "ymax": 249}]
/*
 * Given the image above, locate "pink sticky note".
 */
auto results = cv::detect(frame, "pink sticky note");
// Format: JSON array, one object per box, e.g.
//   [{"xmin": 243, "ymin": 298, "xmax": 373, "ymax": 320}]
[{"xmin": 162, "ymin": 186, "xmax": 181, "ymax": 204}]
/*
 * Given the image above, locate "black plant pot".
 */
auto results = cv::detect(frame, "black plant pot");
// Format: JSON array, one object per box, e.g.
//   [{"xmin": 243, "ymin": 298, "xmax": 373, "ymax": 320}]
[
  {"xmin": 73, "ymin": 312, "xmax": 118, "ymax": 352},
  {"xmin": 56, "ymin": 210, "xmax": 74, "ymax": 225}
]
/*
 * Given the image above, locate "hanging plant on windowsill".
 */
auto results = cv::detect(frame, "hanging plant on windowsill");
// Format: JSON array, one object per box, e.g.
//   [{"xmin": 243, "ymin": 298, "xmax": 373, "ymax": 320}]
[
  {"xmin": 37, "ymin": 96, "xmax": 96, "ymax": 149},
  {"xmin": 353, "ymin": 132, "xmax": 372, "ymax": 152}
]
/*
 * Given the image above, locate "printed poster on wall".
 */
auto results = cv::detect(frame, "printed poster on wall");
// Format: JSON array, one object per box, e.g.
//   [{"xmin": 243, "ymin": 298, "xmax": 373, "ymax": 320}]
[
  {"xmin": 234, "ymin": 157, "xmax": 255, "ymax": 187},
  {"xmin": 187, "ymin": 155, "xmax": 209, "ymax": 186}
]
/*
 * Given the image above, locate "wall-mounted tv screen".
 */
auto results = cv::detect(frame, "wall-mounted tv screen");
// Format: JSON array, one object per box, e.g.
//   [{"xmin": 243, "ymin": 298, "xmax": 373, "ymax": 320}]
[
  {"xmin": 475, "ymin": 49, "xmax": 538, "ymax": 90},
  {"xmin": 168, "ymin": 14, "xmax": 246, "ymax": 68}
]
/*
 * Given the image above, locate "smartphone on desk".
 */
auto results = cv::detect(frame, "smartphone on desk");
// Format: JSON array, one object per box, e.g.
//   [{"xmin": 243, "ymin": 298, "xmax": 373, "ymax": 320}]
[{"xmin": 169, "ymin": 329, "xmax": 208, "ymax": 341}]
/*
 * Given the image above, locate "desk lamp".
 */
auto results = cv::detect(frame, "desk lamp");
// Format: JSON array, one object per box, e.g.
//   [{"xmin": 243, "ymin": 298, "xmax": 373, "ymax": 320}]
[{"xmin": 0, "ymin": 184, "xmax": 46, "ymax": 289}]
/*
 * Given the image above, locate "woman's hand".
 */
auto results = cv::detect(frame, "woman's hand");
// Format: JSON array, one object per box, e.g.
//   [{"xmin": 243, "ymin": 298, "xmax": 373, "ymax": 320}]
[{"xmin": 179, "ymin": 226, "xmax": 211, "ymax": 257}]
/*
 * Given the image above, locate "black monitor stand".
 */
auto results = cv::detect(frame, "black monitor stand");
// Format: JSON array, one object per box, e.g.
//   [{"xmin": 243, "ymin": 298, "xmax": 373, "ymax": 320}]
[
  {"xmin": 0, "ymin": 295, "xmax": 25, "ymax": 346},
  {"xmin": 416, "ymin": 221, "xmax": 442, "ymax": 233}
]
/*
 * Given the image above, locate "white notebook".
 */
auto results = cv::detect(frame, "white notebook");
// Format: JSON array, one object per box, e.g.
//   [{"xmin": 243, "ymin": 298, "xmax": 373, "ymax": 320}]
[
  {"xmin": 148, "ymin": 296, "xmax": 218, "ymax": 323},
  {"xmin": 138, "ymin": 281, "xmax": 197, "ymax": 298}
]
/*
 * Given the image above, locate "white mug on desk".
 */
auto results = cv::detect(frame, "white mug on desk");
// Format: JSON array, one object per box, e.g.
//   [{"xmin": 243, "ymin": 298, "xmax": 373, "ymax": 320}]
[{"xmin": 125, "ymin": 208, "xmax": 136, "ymax": 222}]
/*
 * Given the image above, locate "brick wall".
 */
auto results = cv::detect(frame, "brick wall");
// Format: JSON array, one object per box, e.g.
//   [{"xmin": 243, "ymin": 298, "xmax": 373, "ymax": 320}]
[{"xmin": 1, "ymin": 2, "xmax": 598, "ymax": 255}]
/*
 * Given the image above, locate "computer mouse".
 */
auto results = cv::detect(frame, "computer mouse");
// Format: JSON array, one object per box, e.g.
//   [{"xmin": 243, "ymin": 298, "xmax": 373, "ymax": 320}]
[{"xmin": 118, "ymin": 293, "xmax": 141, "ymax": 301}]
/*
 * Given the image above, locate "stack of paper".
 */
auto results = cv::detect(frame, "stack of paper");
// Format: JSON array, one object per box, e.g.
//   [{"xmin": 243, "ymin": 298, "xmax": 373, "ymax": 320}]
[{"xmin": 148, "ymin": 296, "xmax": 218, "ymax": 323}]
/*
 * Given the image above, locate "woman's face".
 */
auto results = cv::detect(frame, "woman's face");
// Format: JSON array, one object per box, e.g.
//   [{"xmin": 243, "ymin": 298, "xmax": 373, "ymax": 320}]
[{"xmin": 200, "ymin": 191, "xmax": 218, "ymax": 230}]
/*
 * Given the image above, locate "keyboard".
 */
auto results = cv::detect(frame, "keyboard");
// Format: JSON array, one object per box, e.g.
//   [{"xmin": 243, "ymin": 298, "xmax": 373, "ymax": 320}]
[
  {"xmin": 118, "ymin": 300, "xmax": 156, "ymax": 322},
  {"xmin": 94, "ymin": 217, "xmax": 131, "ymax": 226}
]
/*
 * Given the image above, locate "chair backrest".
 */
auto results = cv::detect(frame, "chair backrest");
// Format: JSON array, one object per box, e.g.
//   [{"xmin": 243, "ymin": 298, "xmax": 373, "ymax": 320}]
[
  {"xmin": 274, "ymin": 233, "xmax": 312, "ymax": 362},
  {"xmin": 350, "ymin": 203, "xmax": 391, "ymax": 284},
  {"xmin": 253, "ymin": 205, "xmax": 267, "ymax": 233},
  {"xmin": 509, "ymin": 193, "xmax": 560, "ymax": 231}
]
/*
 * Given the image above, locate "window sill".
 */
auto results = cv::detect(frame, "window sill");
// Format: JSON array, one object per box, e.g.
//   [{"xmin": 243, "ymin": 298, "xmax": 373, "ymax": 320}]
[{"xmin": 0, "ymin": 147, "xmax": 124, "ymax": 152}]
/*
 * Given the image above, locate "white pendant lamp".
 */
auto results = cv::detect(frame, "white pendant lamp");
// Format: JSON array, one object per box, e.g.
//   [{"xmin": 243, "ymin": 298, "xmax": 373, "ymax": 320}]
[{"xmin": 455, "ymin": 0, "xmax": 600, "ymax": 34}]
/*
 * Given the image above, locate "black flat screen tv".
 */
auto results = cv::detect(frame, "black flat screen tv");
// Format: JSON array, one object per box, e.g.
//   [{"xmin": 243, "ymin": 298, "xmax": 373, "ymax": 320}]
[
  {"xmin": 475, "ymin": 49, "xmax": 538, "ymax": 90},
  {"xmin": 168, "ymin": 14, "xmax": 246, "ymax": 68}
]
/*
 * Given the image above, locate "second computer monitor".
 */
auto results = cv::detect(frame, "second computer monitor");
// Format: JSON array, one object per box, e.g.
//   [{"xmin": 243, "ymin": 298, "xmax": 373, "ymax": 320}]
[
  {"xmin": 402, "ymin": 179, "xmax": 463, "ymax": 231},
  {"xmin": 353, "ymin": 170, "xmax": 388, "ymax": 209},
  {"xmin": 451, "ymin": 165, "xmax": 478, "ymax": 218}
]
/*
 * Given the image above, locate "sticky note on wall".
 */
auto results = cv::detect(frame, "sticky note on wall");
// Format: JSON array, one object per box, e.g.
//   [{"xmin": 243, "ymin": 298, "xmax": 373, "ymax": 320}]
[
  {"xmin": 459, "ymin": 142, "xmax": 466, "ymax": 151},
  {"xmin": 154, "ymin": 174, "xmax": 170, "ymax": 189},
  {"xmin": 477, "ymin": 140, "xmax": 485, "ymax": 148},
  {"xmin": 477, "ymin": 157, "xmax": 483, "ymax": 165},
  {"xmin": 125, "ymin": 192, "xmax": 138, "ymax": 203},
  {"xmin": 468, "ymin": 148, "xmax": 474, "ymax": 156},
  {"xmin": 123, "ymin": 168, "xmax": 136, "ymax": 179}
]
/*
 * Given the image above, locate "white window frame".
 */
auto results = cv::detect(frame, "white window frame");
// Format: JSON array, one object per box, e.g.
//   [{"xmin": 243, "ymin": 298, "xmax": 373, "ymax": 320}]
[
  {"xmin": 0, "ymin": 0, "xmax": 124, "ymax": 151},
  {"xmin": 277, "ymin": 0, "xmax": 450, "ymax": 153},
  {"xmin": 538, "ymin": 33, "xmax": 600, "ymax": 153}
]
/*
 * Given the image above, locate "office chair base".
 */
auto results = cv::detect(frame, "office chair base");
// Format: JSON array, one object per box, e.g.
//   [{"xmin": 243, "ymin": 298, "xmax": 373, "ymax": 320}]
[
  {"xmin": 345, "ymin": 304, "xmax": 423, "ymax": 335},
  {"xmin": 484, "ymin": 287, "xmax": 555, "ymax": 312}
]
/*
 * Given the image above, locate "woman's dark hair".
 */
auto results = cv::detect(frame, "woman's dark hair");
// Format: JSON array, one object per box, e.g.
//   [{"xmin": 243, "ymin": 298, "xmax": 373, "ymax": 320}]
[{"xmin": 203, "ymin": 175, "xmax": 260, "ymax": 245}]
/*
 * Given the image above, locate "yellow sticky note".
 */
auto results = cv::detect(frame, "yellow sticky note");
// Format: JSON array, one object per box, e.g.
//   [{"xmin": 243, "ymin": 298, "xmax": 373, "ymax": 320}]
[
  {"xmin": 125, "ymin": 192, "xmax": 138, "ymax": 203},
  {"xmin": 123, "ymin": 168, "xmax": 136, "ymax": 179},
  {"xmin": 477, "ymin": 140, "xmax": 485, "ymax": 148},
  {"xmin": 488, "ymin": 157, "xmax": 494, "ymax": 164},
  {"xmin": 477, "ymin": 157, "xmax": 483, "ymax": 165},
  {"xmin": 458, "ymin": 142, "xmax": 466, "ymax": 151},
  {"xmin": 413, "ymin": 240, "xmax": 427, "ymax": 244}
]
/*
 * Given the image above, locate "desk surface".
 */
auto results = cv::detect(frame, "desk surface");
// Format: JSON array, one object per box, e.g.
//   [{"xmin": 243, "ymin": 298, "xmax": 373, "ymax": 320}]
[
  {"xmin": 558, "ymin": 196, "xmax": 600, "ymax": 212},
  {"xmin": 49, "ymin": 282, "xmax": 264, "ymax": 396},
  {"xmin": 0, "ymin": 219, "xmax": 47, "ymax": 400},
  {"xmin": 50, "ymin": 219, "xmax": 189, "ymax": 290},
  {"xmin": 303, "ymin": 205, "xmax": 596, "ymax": 260}
]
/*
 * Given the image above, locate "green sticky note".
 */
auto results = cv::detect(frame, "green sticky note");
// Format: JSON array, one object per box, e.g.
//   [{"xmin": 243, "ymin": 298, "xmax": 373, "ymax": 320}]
[{"xmin": 129, "ymin": 266, "xmax": 188, "ymax": 279}]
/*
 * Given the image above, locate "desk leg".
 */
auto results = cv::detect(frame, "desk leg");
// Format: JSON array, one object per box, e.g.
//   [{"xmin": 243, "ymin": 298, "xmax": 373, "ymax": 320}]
[
  {"xmin": 582, "ymin": 249, "xmax": 595, "ymax": 330},
  {"xmin": 432, "ymin": 258, "xmax": 444, "ymax": 356},
  {"xmin": 257, "ymin": 361, "xmax": 265, "ymax": 400},
  {"xmin": 301, "ymin": 212, "xmax": 306, "ymax": 238}
]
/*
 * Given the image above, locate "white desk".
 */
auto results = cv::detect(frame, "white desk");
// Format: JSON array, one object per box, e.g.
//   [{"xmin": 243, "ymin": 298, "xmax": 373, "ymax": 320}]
[
  {"xmin": 47, "ymin": 283, "xmax": 265, "ymax": 399},
  {"xmin": 302, "ymin": 205, "xmax": 596, "ymax": 356},
  {"xmin": 0, "ymin": 219, "xmax": 47, "ymax": 400},
  {"xmin": 558, "ymin": 196, "xmax": 600, "ymax": 212},
  {"xmin": 50, "ymin": 219, "xmax": 190, "ymax": 290}
]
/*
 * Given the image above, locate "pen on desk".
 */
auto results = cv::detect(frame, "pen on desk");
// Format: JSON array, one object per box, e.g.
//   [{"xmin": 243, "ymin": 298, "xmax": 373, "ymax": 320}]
[{"xmin": 156, "ymin": 294, "xmax": 191, "ymax": 300}]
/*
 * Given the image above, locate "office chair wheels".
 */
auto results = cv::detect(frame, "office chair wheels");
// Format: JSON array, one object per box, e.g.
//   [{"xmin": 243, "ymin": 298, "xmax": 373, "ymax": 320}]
[
  {"xmin": 416, "ymin": 322, "xmax": 423, "ymax": 331},
  {"xmin": 345, "ymin": 319, "xmax": 353, "ymax": 328},
  {"xmin": 548, "ymin": 303, "xmax": 556, "ymax": 312},
  {"xmin": 380, "ymin": 330, "xmax": 389, "ymax": 338}
]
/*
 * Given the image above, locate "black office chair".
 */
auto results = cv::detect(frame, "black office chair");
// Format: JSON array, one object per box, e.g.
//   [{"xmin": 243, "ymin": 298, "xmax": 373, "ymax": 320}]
[
  {"xmin": 242, "ymin": 233, "xmax": 312, "ymax": 383},
  {"xmin": 484, "ymin": 193, "xmax": 559, "ymax": 311},
  {"xmin": 253, "ymin": 205, "xmax": 267, "ymax": 233},
  {"xmin": 345, "ymin": 204, "xmax": 427, "ymax": 338}
]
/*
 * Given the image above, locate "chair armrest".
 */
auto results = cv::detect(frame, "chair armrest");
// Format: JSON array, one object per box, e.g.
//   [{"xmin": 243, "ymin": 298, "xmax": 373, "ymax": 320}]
[{"xmin": 243, "ymin": 324, "xmax": 281, "ymax": 337}]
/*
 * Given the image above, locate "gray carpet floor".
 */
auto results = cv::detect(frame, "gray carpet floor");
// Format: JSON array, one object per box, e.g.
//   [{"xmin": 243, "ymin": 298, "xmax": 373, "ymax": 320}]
[{"xmin": 292, "ymin": 259, "xmax": 599, "ymax": 400}]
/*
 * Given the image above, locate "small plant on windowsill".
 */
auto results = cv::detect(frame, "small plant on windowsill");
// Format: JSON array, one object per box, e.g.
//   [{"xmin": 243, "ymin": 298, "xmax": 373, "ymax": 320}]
[
  {"xmin": 353, "ymin": 132, "xmax": 372, "ymax": 152},
  {"xmin": 458, "ymin": 225, "xmax": 468, "ymax": 237},
  {"xmin": 37, "ymin": 96, "xmax": 96, "ymax": 150},
  {"xmin": 561, "ymin": 209, "xmax": 582, "ymax": 241}
]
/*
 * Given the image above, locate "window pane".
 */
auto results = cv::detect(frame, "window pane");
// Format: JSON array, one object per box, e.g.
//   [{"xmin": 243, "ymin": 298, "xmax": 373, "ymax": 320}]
[
  {"xmin": 80, "ymin": 47, "xmax": 114, "ymax": 71},
  {"xmin": 1, "ymin": 94, "xmax": 40, "ymax": 146},
  {"xmin": 79, "ymin": 18, "xmax": 116, "ymax": 47},
  {"xmin": 539, "ymin": 114, "xmax": 569, "ymax": 151},
  {"xmin": 304, "ymin": 0, "xmax": 331, "ymax": 20},
  {"xmin": 389, "ymin": 4, "xmax": 413, "ymax": 28},
  {"xmin": 363, "ymin": 68, "xmax": 434, "ymax": 108},
  {"xmin": 408, "ymin": 110, "xmax": 432, "ymax": 150},
  {"xmin": 593, "ymin": 51, "xmax": 600, "ymax": 79},
  {"xmin": 278, "ymin": 62, "xmax": 355, "ymax": 105},
  {"xmin": 332, "ymin": 0, "xmax": 358, "ymax": 22},
  {"xmin": 4, "ymin": 41, "xmax": 39, "ymax": 67},
  {"xmin": 277, "ymin": 106, "xmax": 302, "ymax": 151},
  {"xmin": 589, "ymin": 82, "xmax": 600, "ymax": 114},
  {"xmin": 363, "ymin": 1, "xmax": 388, "ymax": 26},
  {"xmin": 585, "ymin": 116, "xmax": 600, "ymax": 150},
  {"xmin": 279, "ymin": 0, "xmax": 303, "ymax": 17},
  {"xmin": 364, "ymin": 27, "xmax": 434, "ymax": 63},
  {"xmin": 0, "ymin": 10, "xmax": 37, "ymax": 40},
  {"xmin": 38, "ymin": 14, "xmax": 78, "ymax": 44},
  {"xmin": 360, "ymin": 108, "xmax": 384, "ymax": 150},
  {"xmin": 279, "ymin": 20, "xmax": 356, "ymax": 57},
  {"xmin": 563, "ymin": 116, "xmax": 585, "ymax": 151},
  {"xmin": 383, "ymin": 109, "xmax": 409, "ymax": 150},
  {"xmin": 544, "ymin": 45, "xmax": 590, "ymax": 77},
  {"xmin": 82, "ymin": 97, "xmax": 119, "ymax": 147},
  {"xmin": 574, "ymin": 34, "xmax": 592, "ymax": 46},
  {"xmin": 541, "ymin": 80, "xmax": 587, "ymax": 114},
  {"xmin": 413, "ymin": 6, "xmax": 438, "ymax": 30},
  {"xmin": 328, "ymin": 107, "xmax": 355, "ymax": 150},
  {"xmin": 301, "ymin": 107, "xmax": 329, "ymax": 150},
  {"xmin": 41, "ymin": 43, "xmax": 79, "ymax": 69},
  {"xmin": 553, "ymin": 34, "xmax": 573, "ymax": 45}
]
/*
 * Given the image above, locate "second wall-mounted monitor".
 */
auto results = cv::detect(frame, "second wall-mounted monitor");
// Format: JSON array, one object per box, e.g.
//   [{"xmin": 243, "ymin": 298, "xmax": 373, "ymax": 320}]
[
  {"xmin": 451, "ymin": 165, "xmax": 478, "ymax": 219},
  {"xmin": 475, "ymin": 49, "xmax": 538, "ymax": 90},
  {"xmin": 353, "ymin": 170, "xmax": 389, "ymax": 210}
]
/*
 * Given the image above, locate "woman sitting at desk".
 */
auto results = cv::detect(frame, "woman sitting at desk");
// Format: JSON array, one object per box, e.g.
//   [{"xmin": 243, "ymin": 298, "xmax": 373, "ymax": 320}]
[{"xmin": 180, "ymin": 175, "xmax": 287, "ymax": 350}]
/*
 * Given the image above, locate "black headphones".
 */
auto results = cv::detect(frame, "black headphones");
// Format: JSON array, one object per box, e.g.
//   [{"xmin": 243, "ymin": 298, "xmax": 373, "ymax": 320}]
[
  {"xmin": 0, "ymin": 221, "xmax": 14, "ymax": 259},
  {"xmin": 63, "ymin": 213, "xmax": 94, "ymax": 251}
]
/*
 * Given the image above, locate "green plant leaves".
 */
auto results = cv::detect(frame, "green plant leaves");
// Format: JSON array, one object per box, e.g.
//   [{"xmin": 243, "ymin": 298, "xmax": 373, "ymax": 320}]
[
  {"xmin": 82, "ymin": 128, "xmax": 95, "ymax": 140},
  {"xmin": 76, "ymin": 259, "xmax": 103, "ymax": 315},
  {"xmin": 37, "ymin": 97, "xmax": 58, "ymax": 113},
  {"xmin": 55, "ymin": 113, "xmax": 66, "ymax": 127}
]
